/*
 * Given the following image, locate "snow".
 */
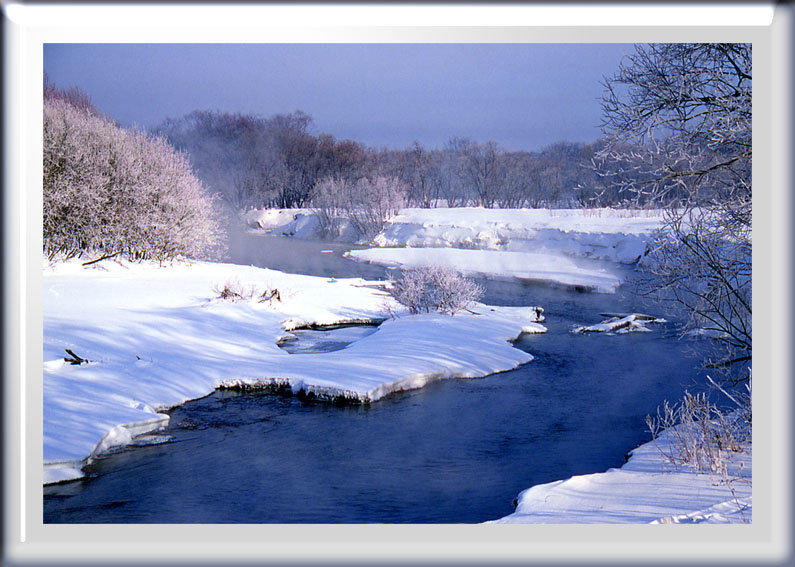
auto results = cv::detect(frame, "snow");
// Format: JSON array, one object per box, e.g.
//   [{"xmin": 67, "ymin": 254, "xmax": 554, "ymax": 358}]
[
  {"xmin": 44, "ymin": 208, "xmax": 745, "ymax": 525},
  {"xmin": 375, "ymin": 207, "xmax": 662, "ymax": 264},
  {"xmin": 243, "ymin": 208, "xmax": 359, "ymax": 241},
  {"xmin": 245, "ymin": 207, "xmax": 663, "ymax": 264},
  {"xmin": 346, "ymin": 247, "xmax": 623, "ymax": 293},
  {"xmin": 573, "ymin": 313, "xmax": 667, "ymax": 334},
  {"xmin": 492, "ymin": 427, "xmax": 752, "ymax": 524},
  {"xmin": 43, "ymin": 258, "xmax": 545, "ymax": 484},
  {"xmin": 245, "ymin": 207, "xmax": 663, "ymax": 292}
]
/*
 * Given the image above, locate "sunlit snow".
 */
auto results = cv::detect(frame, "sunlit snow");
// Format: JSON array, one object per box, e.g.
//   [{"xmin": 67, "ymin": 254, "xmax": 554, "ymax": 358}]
[{"xmin": 43, "ymin": 258, "xmax": 544, "ymax": 483}]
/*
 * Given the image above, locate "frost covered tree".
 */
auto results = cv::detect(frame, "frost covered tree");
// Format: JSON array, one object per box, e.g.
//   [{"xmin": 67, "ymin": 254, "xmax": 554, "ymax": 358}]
[
  {"xmin": 311, "ymin": 175, "xmax": 407, "ymax": 240},
  {"xmin": 346, "ymin": 176, "xmax": 408, "ymax": 240},
  {"xmin": 311, "ymin": 176, "xmax": 349, "ymax": 238},
  {"xmin": 599, "ymin": 43, "xmax": 751, "ymax": 375},
  {"xmin": 44, "ymin": 94, "xmax": 224, "ymax": 262}
]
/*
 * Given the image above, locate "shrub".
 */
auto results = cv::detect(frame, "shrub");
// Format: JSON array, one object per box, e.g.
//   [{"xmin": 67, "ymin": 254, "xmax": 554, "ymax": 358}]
[
  {"xmin": 43, "ymin": 97, "xmax": 224, "ymax": 262},
  {"xmin": 388, "ymin": 266, "xmax": 484, "ymax": 315},
  {"xmin": 213, "ymin": 279, "xmax": 281, "ymax": 303}
]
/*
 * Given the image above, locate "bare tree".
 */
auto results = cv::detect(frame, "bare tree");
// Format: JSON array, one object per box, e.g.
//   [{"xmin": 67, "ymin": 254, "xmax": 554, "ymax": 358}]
[
  {"xmin": 403, "ymin": 141, "xmax": 436, "ymax": 208},
  {"xmin": 460, "ymin": 140, "xmax": 507, "ymax": 208},
  {"xmin": 498, "ymin": 151, "xmax": 543, "ymax": 208},
  {"xmin": 155, "ymin": 111, "xmax": 274, "ymax": 211},
  {"xmin": 346, "ymin": 176, "xmax": 407, "ymax": 239},
  {"xmin": 599, "ymin": 43, "xmax": 751, "ymax": 375}
]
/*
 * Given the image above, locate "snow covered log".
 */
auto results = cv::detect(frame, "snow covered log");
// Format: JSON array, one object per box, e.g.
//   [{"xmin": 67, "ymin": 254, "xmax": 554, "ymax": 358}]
[{"xmin": 573, "ymin": 313, "xmax": 666, "ymax": 334}]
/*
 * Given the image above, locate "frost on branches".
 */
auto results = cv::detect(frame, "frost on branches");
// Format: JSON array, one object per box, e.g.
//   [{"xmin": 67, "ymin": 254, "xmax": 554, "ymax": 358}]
[
  {"xmin": 388, "ymin": 266, "xmax": 485, "ymax": 316},
  {"xmin": 599, "ymin": 43, "xmax": 751, "ymax": 374},
  {"xmin": 311, "ymin": 175, "xmax": 407, "ymax": 241},
  {"xmin": 43, "ymin": 96, "xmax": 224, "ymax": 263}
]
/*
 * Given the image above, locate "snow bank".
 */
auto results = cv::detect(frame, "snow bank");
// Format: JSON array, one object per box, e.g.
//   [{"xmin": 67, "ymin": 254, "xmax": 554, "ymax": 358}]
[
  {"xmin": 242, "ymin": 207, "xmax": 359, "ymax": 241},
  {"xmin": 346, "ymin": 247, "xmax": 623, "ymax": 293},
  {"xmin": 244, "ymin": 207, "xmax": 663, "ymax": 265},
  {"xmin": 375, "ymin": 207, "xmax": 662, "ymax": 265},
  {"xmin": 244, "ymin": 207, "xmax": 662, "ymax": 292},
  {"xmin": 492, "ymin": 428, "xmax": 751, "ymax": 524},
  {"xmin": 43, "ymin": 259, "xmax": 545, "ymax": 484}
]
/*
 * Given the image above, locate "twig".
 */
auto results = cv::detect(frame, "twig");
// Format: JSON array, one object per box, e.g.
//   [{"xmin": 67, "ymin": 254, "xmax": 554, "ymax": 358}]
[
  {"xmin": 63, "ymin": 348, "xmax": 88, "ymax": 365},
  {"xmin": 82, "ymin": 251, "xmax": 121, "ymax": 266}
]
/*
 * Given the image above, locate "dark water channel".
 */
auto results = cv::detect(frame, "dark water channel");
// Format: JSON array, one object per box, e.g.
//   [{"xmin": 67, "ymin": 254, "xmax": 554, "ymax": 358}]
[{"xmin": 44, "ymin": 230, "xmax": 711, "ymax": 523}]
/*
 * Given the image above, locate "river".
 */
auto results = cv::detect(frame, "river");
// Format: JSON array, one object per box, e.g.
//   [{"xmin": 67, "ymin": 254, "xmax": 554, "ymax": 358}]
[{"xmin": 43, "ymin": 228, "xmax": 711, "ymax": 523}]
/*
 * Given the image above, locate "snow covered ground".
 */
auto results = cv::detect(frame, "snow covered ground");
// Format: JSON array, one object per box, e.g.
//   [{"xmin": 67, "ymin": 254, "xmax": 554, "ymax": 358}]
[
  {"xmin": 346, "ymin": 247, "xmax": 623, "ymax": 293},
  {"xmin": 44, "ymin": 207, "xmax": 748, "ymax": 525},
  {"xmin": 375, "ymin": 207, "xmax": 662, "ymax": 264},
  {"xmin": 43, "ymin": 258, "xmax": 544, "ymax": 484},
  {"xmin": 492, "ymin": 427, "xmax": 751, "ymax": 524},
  {"xmin": 245, "ymin": 206, "xmax": 663, "ymax": 263},
  {"xmin": 245, "ymin": 207, "xmax": 664, "ymax": 292}
]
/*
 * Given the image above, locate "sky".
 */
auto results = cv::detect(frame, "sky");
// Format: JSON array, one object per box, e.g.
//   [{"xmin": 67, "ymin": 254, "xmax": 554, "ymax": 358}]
[{"xmin": 43, "ymin": 43, "xmax": 636, "ymax": 152}]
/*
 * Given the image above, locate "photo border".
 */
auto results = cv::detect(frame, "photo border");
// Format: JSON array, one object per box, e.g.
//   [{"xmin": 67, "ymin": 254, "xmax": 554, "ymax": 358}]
[{"xmin": 3, "ymin": 2, "xmax": 792, "ymax": 565}]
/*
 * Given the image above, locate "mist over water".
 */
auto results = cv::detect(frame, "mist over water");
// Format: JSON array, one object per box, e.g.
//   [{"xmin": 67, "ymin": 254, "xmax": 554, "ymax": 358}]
[
  {"xmin": 224, "ymin": 223, "xmax": 391, "ymax": 280},
  {"xmin": 44, "ymin": 233, "xmax": 712, "ymax": 524}
]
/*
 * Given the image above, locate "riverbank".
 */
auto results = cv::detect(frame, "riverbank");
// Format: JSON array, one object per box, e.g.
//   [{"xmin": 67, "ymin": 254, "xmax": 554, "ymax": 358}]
[
  {"xmin": 244, "ymin": 207, "xmax": 663, "ymax": 292},
  {"xmin": 492, "ymin": 425, "xmax": 752, "ymax": 524},
  {"xmin": 43, "ymin": 258, "xmax": 545, "ymax": 484},
  {"xmin": 244, "ymin": 206, "xmax": 663, "ymax": 264}
]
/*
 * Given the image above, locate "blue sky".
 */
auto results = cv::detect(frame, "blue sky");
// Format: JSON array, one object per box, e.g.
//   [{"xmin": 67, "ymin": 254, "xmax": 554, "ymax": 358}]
[{"xmin": 44, "ymin": 43, "xmax": 635, "ymax": 151}]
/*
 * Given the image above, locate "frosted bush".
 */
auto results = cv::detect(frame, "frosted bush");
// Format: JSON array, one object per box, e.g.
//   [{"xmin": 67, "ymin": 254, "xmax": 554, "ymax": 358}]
[
  {"xmin": 646, "ymin": 384, "xmax": 750, "ymax": 476},
  {"xmin": 43, "ymin": 97, "xmax": 224, "ymax": 262},
  {"xmin": 389, "ymin": 266, "xmax": 484, "ymax": 315},
  {"xmin": 212, "ymin": 279, "xmax": 281, "ymax": 303}
]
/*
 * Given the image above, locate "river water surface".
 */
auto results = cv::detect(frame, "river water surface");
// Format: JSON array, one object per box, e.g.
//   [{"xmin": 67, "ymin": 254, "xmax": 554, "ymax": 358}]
[{"xmin": 44, "ymin": 229, "xmax": 710, "ymax": 523}]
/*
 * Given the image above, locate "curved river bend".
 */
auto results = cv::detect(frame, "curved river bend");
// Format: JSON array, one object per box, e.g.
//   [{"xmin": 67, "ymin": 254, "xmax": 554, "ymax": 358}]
[{"xmin": 44, "ymin": 231, "xmax": 710, "ymax": 523}]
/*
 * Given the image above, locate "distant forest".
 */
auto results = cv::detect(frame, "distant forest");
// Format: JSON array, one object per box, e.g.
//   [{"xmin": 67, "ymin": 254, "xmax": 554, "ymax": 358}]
[{"xmin": 153, "ymin": 109, "xmax": 644, "ymax": 212}]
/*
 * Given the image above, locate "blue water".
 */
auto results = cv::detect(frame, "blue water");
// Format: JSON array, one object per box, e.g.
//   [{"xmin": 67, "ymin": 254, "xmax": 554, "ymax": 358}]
[{"xmin": 43, "ymin": 232, "xmax": 711, "ymax": 523}]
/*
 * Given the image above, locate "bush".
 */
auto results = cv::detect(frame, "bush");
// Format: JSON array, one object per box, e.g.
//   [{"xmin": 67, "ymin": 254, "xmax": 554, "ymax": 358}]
[
  {"xmin": 212, "ymin": 279, "xmax": 281, "ymax": 303},
  {"xmin": 43, "ymin": 97, "xmax": 224, "ymax": 262},
  {"xmin": 388, "ymin": 266, "xmax": 484, "ymax": 315}
]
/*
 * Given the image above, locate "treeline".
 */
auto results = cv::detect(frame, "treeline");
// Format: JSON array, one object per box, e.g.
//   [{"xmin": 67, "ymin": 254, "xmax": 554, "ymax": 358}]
[{"xmin": 154, "ymin": 110, "xmax": 637, "ymax": 212}]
